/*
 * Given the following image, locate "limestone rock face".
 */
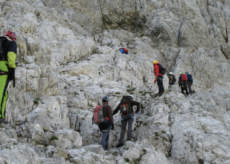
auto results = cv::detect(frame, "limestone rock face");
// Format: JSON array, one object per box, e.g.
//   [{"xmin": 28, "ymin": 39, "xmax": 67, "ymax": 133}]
[{"xmin": 0, "ymin": 0, "xmax": 230, "ymax": 164}]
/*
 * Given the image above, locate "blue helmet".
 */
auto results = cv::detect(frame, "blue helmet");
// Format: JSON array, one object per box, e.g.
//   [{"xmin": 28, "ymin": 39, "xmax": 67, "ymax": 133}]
[{"xmin": 102, "ymin": 96, "xmax": 109, "ymax": 102}]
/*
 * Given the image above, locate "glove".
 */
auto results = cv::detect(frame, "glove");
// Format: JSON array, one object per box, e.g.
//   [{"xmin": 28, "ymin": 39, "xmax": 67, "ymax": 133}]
[
  {"xmin": 8, "ymin": 68, "xmax": 15, "ymax": 81},
  {"xmin": 154, "ymin": 78, "xmax": 157, "ymax": 83},
  {"xmin": 111, "ymin": 123, "xmax": 114, "ymax": 130}
]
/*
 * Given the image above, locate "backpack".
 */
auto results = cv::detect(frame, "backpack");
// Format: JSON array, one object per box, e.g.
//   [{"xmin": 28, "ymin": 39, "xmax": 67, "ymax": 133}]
[
  {"xmin": 120, "ymin": 96, "xmax": 131, "ymax": 115},
  {"xmin": 187, "ymin": 74, "xmax": 193, "ymax": 82},
  {"xmin": 158, "ymin": 64, "xmax": 166, "ymax": 75},
  {"xmin": 173, "ymin": 75, "xmax": 176, "ymax": 82},
  {"xmin": 123, "ymin": 48, "xmax": 128, "ymax": 54},
  {"xmin": 93, "ymin": 105, "xmax": 104, "ymax": 124},
  {"xmin": 0, "ymin": 37, "xmax": 7, "ymax": 60},
  {"xmin": 181, "ymin": 74, "xmax": 187, "ymax": 81}
]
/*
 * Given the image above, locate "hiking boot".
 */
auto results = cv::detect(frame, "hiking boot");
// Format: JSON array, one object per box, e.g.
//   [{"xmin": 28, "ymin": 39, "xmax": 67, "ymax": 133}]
[
  {"xmin": 116, "ymin": 142, "xmax": 124, "ymax": 147},
  {"xmin": 0, "ymin": 118, "xmax": 9, "ymax": 124},
  {"xmin": 104, "ymin": 145, "xmax": 108, "ymax": 150}
]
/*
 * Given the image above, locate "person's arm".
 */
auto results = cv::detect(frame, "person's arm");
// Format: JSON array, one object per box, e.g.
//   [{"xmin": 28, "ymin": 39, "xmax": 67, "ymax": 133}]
[
  {"xmin": 7, "ymin": 42, "xmax": 17, "ymax": 69},
  {"xmin": 113, "ymin": 104, "xmax": 120, "ymax": 115},
  {"xmin": 7, "ymin": 42, "xmax": 17, "ymax": 87},
  {"xmin": 131, "ymin": 101, "xmax": 140, "ymax": 114}
]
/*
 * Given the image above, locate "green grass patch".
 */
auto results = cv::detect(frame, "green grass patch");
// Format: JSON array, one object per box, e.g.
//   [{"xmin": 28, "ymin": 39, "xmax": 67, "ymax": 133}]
[
  {"xmin": 115, "ymin": 92, "xmax": 120, "ymax": 94},
  {"xmin": 134, "ymin": 157, "xmax": 141, "ymax": 164},
  {"xmin": 125, "ymin": 158, "xmax": 130, "ymax": 162},
  {"xmin": 33, "ymin": 97, "xmax": 43, "ymax": 105},
  {"xmin": 127, "ymin": 88, "xmax": 136, "ymax": 92},
  {"xmin": 50, "ymin": 136, "xmax": 58, "ymax": 140},
  {"xmin": 141, "ymin": 103, "xmax": 144, "ymax": 109}
]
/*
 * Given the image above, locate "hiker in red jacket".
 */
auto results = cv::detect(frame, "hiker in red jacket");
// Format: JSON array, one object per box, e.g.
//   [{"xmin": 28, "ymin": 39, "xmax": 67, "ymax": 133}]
[
  {"xmin": 153, "ymin": 60, "xmax": 165, "ymax": 96},
  {"xmin": 178, "ymin": 72, "xmax": 189, "ymax": 95}
]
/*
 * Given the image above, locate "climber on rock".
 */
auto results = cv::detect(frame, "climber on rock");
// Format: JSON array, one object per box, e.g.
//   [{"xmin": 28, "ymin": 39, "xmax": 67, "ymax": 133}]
[
  {"xmin": 113, "ymin": 95, "xmax": 140, "ymax": 147},
  {"xmin": 119, "ymin": 48, "xmax": 128, "ymax": 54},
  {"xmin": 0, "ymin": 31, "xmax": 17, "ymax": 124},
  {"xmin": 153, "ymin": 60, "xmax": 166, "ymax": 96},
  {"xmin": 168, "ymin": 72, "xmax": 176, "ymax": 85},
  {"xmin": 185, "ymin": 71, "xmax": 193, "ymax": 94},
  {"xmin": 92, "ymin": 96, "xmax": 114, "ymax": 150},
  {"xmin": 178, "ymin": 72, "xmax": 189, "ymax": 95}
]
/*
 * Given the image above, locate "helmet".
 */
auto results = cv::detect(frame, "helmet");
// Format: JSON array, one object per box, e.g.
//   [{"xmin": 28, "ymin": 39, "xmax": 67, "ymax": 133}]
[
  {"xmin": 4, "ymin": 31, "xmax": 16, "ymax": 41},
  {"xmin": 102, "ymin": 96, "xmax": 109, "ymax": 102},
  {"xmin": 127, "ymin": 94, "xmax": 133, "ymax": 100},
  {"xmin": 153, "ymin": 60, "xmax": 158, "ymax": 64},
  {"xmin": 185, "ymin": 71, "xmax": 189, "ymax": 74},
  {"xmin": 169, "ymin": 72, "xmax": 173, "ymax": 75},
  {"xmin": 180, "ymin": 72, "xmax": 183, "ymax": 75}
]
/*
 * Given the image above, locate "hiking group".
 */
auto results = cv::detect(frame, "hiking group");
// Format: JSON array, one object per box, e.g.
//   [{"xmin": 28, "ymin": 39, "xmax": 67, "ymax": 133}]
[
  {"xmin": 92, "ymin": 59, "xmax": 194, "ymax": 150},
  {"xmin": 93, "ymin": 95, "xmax": 140, "ymax": 150},
  {"xmin": 168, "ymin": 71, "xmax": 194, "ymax": 95},
  {"xmin": 0, "ymin": 30, "xmax": 194, "ymax": 152}
]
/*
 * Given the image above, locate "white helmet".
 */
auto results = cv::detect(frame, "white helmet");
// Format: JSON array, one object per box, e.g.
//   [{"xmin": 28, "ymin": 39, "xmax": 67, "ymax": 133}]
[
  {"xmin": 127, "ymin": 94, "xmax": 133, "ymax": 100},
  {"xmin": 169, "ymin": 72, "xmax": 173, "ymax": 75}
]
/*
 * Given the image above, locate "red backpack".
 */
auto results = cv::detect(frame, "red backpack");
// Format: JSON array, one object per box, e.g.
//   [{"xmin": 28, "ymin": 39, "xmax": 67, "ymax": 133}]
[
  {"xmin": 181, "ymin": 74, "xmax": 187, "ymax": 81},
  {"xmin": 123, "ymin": 48, "xmax": 128, "ymax": 54},
  {"xmin": 93, "ymin": 105, "xmax": 104, "ymax": 124}
]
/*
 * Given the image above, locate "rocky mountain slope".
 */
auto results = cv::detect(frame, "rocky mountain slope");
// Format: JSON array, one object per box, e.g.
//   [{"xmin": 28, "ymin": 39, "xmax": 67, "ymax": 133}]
[{"xmin": 0, "ymin": 0, "xmax": 230, "ymax": 163}]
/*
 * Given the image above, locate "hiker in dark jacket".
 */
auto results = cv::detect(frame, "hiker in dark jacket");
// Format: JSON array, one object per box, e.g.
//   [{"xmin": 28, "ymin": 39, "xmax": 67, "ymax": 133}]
[
  {"xmin": 153, "ymin": 60, "xmax": 164, "ymax": 95},
  {"xmin": 96, "ymin": 96, "xmax": 114, "ymax": 150},
  {"xmin": 113, "ymin": 95, "xmax": 140, "ymax": 147},
  {"xmin": 178, "ymin": 72, "xmax": 189, "ymax": 95},
  {"xmin": 185, "ymin": 71, "xmax": 193, "ymax": 94},
  {"xmin": 168, "ymin": 72, "xmax": 176, "ymax": 85}
]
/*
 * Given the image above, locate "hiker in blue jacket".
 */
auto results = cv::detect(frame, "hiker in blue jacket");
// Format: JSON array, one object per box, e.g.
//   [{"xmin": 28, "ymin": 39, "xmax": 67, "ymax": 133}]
[{"xmin": 185, "ymin": 71, "xmax": 193, "ymax": 94}]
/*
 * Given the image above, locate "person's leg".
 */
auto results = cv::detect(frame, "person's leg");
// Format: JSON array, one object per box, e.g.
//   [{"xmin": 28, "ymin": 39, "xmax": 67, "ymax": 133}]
[
  {"xmin": 157, "ymin": 78, "xmax": 161, "ymax": 94},
  {"xmin": 0, "ymin": 75, "xmax": 9, "ymax": 119},
  {"xmin": 188, "ymin": 82, "xmax": 192, "ymax": 93},
  {"xmin": 181, "ymin": 87, "xmax": 184, "ymax": 94},
  {"xmin": 119, "ymin": 118, "xmax": 128, "ymax": 144},
  {"xmin": 157, "ymin": 76, "xmax": 164, "ymax": 94},
  {"xmin": 100, "ymin": 122, "xmax": 110, "ymax": 150},
  {"xmin": 184, "ymin": 84, "xmax": 189, "ymax": 95},
  {"xmin": 159, "ymin": 76, "xmax": 164, "ymax": 93},
  {"xmin": 101, "ymin": 130, "xmax": 109, "ymax": 149},
  {"xmin": 127, "ymin": 115, "xmax": 134, "ymax": 141},
  {"xmin": 185, "ymin": 88, "xmax": 189, "ymax": 95}
]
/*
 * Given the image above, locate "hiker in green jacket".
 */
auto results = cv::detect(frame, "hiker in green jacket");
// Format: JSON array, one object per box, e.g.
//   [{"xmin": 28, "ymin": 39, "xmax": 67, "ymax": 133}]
[
  {"xmin": 0, "ymin": 31, "xmax": 17, "ymax": 124},
  {"xmin": 113, "ymin": 95, "xmax": 140, "ymax": 147}
]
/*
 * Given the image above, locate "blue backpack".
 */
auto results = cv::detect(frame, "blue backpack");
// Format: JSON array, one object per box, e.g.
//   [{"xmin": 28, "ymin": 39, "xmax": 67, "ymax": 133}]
[{"xmin": 187, "ymin": 74, "xmax": 193, "ymax": 82}]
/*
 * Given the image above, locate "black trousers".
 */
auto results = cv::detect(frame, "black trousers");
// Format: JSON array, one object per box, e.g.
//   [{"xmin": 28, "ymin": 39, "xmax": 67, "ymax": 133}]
[
  {"xmin": 157, "ymin": 76, "xmax": 164, "ymax": 94},
  {"xmin": 181, "ymin": 82, "xmax": 188, "ymax": 95}
]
